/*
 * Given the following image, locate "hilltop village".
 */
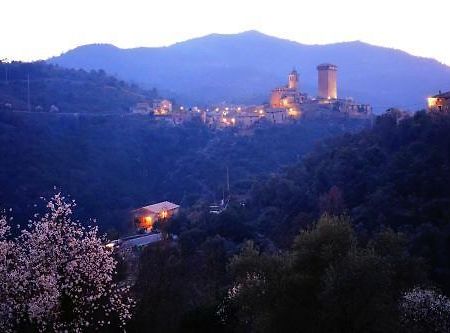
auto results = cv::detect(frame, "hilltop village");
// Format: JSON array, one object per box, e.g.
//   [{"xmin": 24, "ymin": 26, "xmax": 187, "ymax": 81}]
[
  {"xmin": 117, "ymin": 66, "xmax": 375, "ymax": 249},
  {"xmin": 132, "ymin": 64, "xmax": 373, "ymax": 127}
]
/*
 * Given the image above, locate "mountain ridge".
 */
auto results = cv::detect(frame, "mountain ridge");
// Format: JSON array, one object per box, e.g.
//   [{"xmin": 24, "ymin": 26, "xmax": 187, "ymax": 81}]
[{"xmin": 49, "ymin": 31, "xmax": 450, "ymax": 111}]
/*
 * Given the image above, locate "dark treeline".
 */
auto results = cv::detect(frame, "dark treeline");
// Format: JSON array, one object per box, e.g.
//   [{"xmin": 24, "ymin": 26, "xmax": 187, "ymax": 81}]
[
  {"xmin": 127, "ymin": 111, "xmax": 450, "ymax": 332},
  {"xmin": 0, "ymin": 61, "xmax": 157, "ymax": 113}
]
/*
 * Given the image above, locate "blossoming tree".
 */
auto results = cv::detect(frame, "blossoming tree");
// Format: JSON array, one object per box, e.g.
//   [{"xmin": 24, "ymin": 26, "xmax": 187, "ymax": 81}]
[
  {"xmin": 400, "ymin": 287, "xmax": 450, "ymax": 332},
  {"xmin": 0, "ymin": 194, "xmax": 133, "ymax": 332}
]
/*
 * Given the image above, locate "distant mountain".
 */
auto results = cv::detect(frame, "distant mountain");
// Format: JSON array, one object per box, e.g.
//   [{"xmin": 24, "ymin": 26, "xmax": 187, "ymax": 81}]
[
  {"xmin": 49, "ymin": 31, "xmax": 450, "ymax": 112},
  {"xmin": 0, "ymin": 61, "xmax": 157, "ymax": 113}
]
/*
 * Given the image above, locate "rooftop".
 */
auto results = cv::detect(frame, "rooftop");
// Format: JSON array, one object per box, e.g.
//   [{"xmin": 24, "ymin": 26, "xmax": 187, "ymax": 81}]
[
  {"xmin": 136, "ymin": 201, "xmax": 180, "ymax": 214},
  {"xmin": 317, "ymin": 63, "xmax": 338, "ymax": 70},
  {"xmin": 121, "ymin": 233, "xmax": 163, "ymax": 248},
  {"xmin": 433, "ymin": 91, "xmax": 450, "ymax": 99}
]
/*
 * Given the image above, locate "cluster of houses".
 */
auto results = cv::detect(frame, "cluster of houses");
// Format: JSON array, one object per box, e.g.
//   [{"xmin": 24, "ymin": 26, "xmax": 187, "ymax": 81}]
[
  {"xmin": 131, "ymin": 64, "xmax": 375, "ymax": 128},
  {"xmin": 112, "ymin": 88, "xmax": 450, "ymax": 250}
]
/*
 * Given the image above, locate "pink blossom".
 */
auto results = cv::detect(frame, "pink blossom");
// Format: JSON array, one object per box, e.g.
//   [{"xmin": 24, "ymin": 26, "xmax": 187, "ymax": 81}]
[{"xmin": 0, "ymin": 194, "xmax": 134, "ymax": 332}]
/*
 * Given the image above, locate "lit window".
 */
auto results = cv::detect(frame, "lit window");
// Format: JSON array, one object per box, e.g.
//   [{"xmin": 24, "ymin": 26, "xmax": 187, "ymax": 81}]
[{"xmin": 143, "ymin": 216, "xmax": 153, "ymax": 229}]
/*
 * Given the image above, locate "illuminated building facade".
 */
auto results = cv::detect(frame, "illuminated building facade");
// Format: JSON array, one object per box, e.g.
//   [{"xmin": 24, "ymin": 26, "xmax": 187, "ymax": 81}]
[
  {"xmin": 268, "ymin": 64, "xmax": 370, "ymax": 118},
  {"xmin": 427, "ymin": 91, "xmax": 450, "ymax": 112},
  {"xmin": 153, "ymin": 99, "xmax": 173, "ymax": 115},
  {"xmin": 317, "ymin": 63, "xmax": 338, "ymax": 100},
  {"xmin": 265, "ymin": 108, "xmax": 289, "ymax": 124},
  {"xmin": 132, "ymin": 201, "xmax": 180, "ymax": 232},
  {"xmin": 270, "ymin": 69, "xmax": 306, "ymax": 113}
]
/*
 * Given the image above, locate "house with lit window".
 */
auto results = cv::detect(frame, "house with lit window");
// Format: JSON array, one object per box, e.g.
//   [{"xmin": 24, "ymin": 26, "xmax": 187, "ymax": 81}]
[
  {"xmin": 132, "ymin": 201, "xmax": 180, "ymax": 232},
  {"xmin": 428, "ymin": 91, "xmax": 450, "ymax": 112},
  {"xmin": 153, "ymin": 99, "xmax": 173, "ymax": 115}
]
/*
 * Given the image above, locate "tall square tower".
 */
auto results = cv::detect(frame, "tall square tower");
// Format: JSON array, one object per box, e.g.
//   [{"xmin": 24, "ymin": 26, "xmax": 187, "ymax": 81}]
[{"xmin": 317, "ymin": 64, "xmax": 338, "ymax": 99}]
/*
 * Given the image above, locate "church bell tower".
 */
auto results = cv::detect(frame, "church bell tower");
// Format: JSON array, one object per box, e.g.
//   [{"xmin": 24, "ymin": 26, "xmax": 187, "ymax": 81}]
[{"xmin": 288, "ymin": 68, "xmax": 299, "ymax": 90}]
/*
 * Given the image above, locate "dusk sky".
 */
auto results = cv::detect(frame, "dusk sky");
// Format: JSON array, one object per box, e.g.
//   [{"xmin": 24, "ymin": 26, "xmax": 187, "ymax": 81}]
[{"xmin": 2, "ymin": 0, "xmax": 449, "ymax": 65}]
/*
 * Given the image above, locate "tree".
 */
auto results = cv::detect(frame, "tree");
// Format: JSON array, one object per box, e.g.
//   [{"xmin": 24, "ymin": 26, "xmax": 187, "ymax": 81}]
[
  {"xmin": 0, "ymin": 212, "xmax": 22, "ymax": 332},
  {"xmin": 223, "ymin": 216, "xmax": 427, "ymax": 333},
  {"xmin": 400, "ymin": 288, "xmax": 450, "ymax": 333},
  {"xmin": 222, "ymin": 241, "xmax": 288, "ymax": 332},
  {"xmin": 0, "ymin": 194, "xmax": 133, "ymax": 332},
  {"xmin": 318, "ymin": 185, "xmax": 345, "ymax": 215}
]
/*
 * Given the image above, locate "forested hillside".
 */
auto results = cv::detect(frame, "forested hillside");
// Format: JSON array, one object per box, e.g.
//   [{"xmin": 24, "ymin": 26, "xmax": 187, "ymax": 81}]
[
  {"xmin": 0, "ymin": 61, "xmax": 157, "ymax": 113},
  {"xmin": 247, "ymin": 110, "xmax": 450, "ymax": 287},
  {"xmin": 125, "ymin": 111, "xmax": 450, "ymax": 332},
  {"xmin": 0, "ymin": 110, "xmax": 368, "ymax": 232},
  {"xmin": 3, "ymin": 105, "xmax": 450, "ymax": 332}
]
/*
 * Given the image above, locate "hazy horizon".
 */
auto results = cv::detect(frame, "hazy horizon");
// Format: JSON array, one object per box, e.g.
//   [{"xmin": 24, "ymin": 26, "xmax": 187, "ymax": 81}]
[{"xmin": 1, "ymin": 0, "xmax": 449, "ymax": 66}]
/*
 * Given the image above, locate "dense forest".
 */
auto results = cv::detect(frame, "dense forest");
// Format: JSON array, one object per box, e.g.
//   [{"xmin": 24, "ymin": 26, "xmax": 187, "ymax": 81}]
[
  {"xmin": 0, "ymin": 61, "xmax": 157, "ymax": 113},
  {"xmin": 0, "ymin": 109, "xmax": 369, "ymax": 233},
  {"xmin": 248, "ymin": 110, "xmax": 450, "ymax": 287},
  {"xmin": 126, "ymin": 110, "xmax": 450, "ymax": 332}
]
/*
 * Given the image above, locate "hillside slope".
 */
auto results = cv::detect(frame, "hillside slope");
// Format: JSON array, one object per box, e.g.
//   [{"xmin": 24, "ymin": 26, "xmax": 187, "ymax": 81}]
[
  {"xmin": 0, "ymin": 61, "xmax": 157, "ymax": 113},
  {"xmin": 50, "ymin": 31, "xmax": 450, "ymax": 111},
  {"xmin": 244, "ymin": 111, "xmax": 450, "ymax": 288},
  {"xmin": 0, "ymin": 111, "xmax": 369, "ymax": 231}
]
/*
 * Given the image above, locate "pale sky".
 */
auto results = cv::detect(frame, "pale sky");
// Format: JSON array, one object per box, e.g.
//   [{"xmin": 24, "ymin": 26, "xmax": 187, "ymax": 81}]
[{"xmin": 1, "ymin": 0, "xmax": 449, "ymax": 65}]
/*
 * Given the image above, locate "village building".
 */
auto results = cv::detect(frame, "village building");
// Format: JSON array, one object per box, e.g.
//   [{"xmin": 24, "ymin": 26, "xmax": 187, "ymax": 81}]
[
  {"xmin": 313, "ymin": 64, "xmax": 370, "ymax": 116},
  {"xmin": 265, "ymin": 107, "xmax": 289, "ymax": 124},
  {"xmin": 317, "ymin": 63, "xmax": 338, "ymax": 100},
  {"xmin": 236, "ymin": 111, "xmax": 263, "ymax": 128},
  {"xmin": 154, "ymin": 110, "xmax": 191, "ymax": 125},
  {"xmin": 171, "ymin": 110, "xmax": 191, "ymax": 124},
  {"xmin": 134, "ymin": 64, "xmax": 372, "ymax": 129},
  {"xmin": 131, "ymin": 99, "xmax": 173, "ymax": 115},
  {"xmin": 428, "ymin": 91, "xmax": 450, "ymax": 112},
  {"xmin": 269, "ymin": 69, "xmax": 306, "ymax": 116},
  {"xmin": 132, "ymin": 201, "xmax": 180, "ymax": 232},
  {"xmin": 153, "ymin": 99, "xmax": 173, "ymax": 115},
  {"xmin": 266, "ymin": 65, "xmax": 371, "ymax": 120},
  {"xmin": 131, "ymin": 101, "xmax": 152, "ymax": 114}
]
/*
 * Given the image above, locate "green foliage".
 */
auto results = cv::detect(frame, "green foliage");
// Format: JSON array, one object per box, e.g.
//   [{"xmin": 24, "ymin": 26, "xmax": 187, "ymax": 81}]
[
  {"xmin": 224, "ymin": 215, "xmax": 425, "ymax": 333},
  {"xmin": 120, "ymin": 112, "xmax": 450, "ymax": 332},
  {"xmin": 0, "ymin": 111, "xmax": 366, "ymax": 232},
  {"xmin": 249, "ymin": 112, "xmax": 450, "ymax": 290},
  {"xmin": 130, "ymin": 238, "xmax": 231, "ymax": 333},
  {"xmin": 130, "ymin": 243, "xmax": 188, "ymax": 332},
  {"xmin": 292, "ymin": 215, "xmax": 356, "ymax": 275},
  {"xmin": 225, "ymin": 241, "xmax": 290, "ymax": 332}
]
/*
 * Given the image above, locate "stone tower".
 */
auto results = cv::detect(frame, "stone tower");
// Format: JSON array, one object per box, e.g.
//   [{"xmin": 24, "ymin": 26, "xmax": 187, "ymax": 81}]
[
  {"xmin": 317, "ymin": 64, "xmax": 337, "ymax": 99},
  {"xmin": 288, "ymin": 69, "xmax": 299, "ymax": 90}
]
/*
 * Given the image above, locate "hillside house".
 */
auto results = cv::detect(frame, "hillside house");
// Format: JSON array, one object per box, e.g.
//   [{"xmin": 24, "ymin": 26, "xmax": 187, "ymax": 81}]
[
  {"xmin": 428, "ymin": 91, "xmax": 450, "ymax": 112},
  {"xmin": 153, "ymin": 99, "xmax": 173, "ymax": 115},
  {"xmin": 131, "ymin": 102, "xmax": 152, "ymax": 114},
  {"xmin": 132, "ymin": 201, "xmax": 180, "ymax": 232}
]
